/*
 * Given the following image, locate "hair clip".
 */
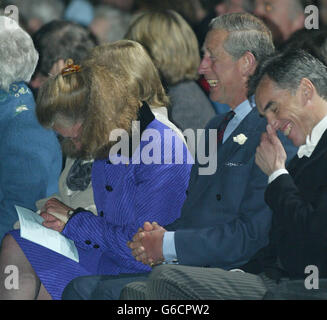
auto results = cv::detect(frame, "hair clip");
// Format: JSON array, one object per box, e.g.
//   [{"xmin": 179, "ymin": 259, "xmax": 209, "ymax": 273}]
[{"xmin": 61, "ymin": 58, "xmax": 81, "ymax": 76}]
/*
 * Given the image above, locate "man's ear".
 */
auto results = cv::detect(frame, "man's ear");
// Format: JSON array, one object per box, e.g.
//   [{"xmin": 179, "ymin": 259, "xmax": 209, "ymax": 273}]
[
  {"xmin": 239, "ymin": 51, "xmax": 257, "ymax": 77},
  {"xmin": 299, "ymin": 78, "xmax": 314, "ymax": 106}
]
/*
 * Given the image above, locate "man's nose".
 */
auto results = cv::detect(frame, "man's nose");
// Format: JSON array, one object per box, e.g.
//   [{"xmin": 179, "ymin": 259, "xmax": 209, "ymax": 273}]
[{"xmin": 198, "ymin": 56, "xmax": 210, "ymax": 75}]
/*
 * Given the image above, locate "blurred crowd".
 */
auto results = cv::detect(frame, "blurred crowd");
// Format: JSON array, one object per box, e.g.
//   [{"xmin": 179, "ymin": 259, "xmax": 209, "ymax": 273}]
[
  {"xmin": 1, "ymin": 0, "xmax": 325, "ymax": 112},
  {"xmin": 1, "ymin": 0, "xmax": 325, "ymax": 51}
]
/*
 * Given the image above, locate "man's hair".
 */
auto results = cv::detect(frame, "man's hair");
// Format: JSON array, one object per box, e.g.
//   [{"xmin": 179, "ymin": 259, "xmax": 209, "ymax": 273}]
[
  {"xmin": 209, "ymin": 12, "xmax": 274, "ymax": 64},
  {"xmin": 36, "ymin": 40, "xmax": 168, "ymax": 159},
  {"xmin": 248, "ymin": 49, "xmax": 327, "ymax": 100},
  {"xmin": 33, "ymin": 20, "xmax": 97, "ymax": 76},
  {"xmin": 0, "ymin": 16, "xmax": 38, "ymax": 91},
  {"xmin": 125, "ymin": 10, "xmax": 201, "ymax": 86}
]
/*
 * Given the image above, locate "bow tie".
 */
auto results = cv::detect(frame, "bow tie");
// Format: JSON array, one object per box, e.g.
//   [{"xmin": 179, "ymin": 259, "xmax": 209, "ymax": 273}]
[{"xmin": 297, "ymin": 139, "xmax": 316, "ymax": 159}]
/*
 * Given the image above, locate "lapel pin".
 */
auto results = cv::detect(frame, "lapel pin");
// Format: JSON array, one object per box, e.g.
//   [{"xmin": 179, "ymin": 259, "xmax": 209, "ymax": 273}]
[{"xmin": 233, "ymin": 133, "xmax": 248, "ymax": 145}]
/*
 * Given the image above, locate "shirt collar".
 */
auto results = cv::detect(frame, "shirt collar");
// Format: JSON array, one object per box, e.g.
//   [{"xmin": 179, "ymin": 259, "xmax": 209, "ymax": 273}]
[
  {"xmin": 221, "ymin": 98, "xmax": 254, "ymax": 144},
  {"xmin": 297, "ymin": 114, "xmax": 327, "ymax": 158},
  {"xmin": 232, "ymin": 97, "xmax": 254, "ymax": 120}
]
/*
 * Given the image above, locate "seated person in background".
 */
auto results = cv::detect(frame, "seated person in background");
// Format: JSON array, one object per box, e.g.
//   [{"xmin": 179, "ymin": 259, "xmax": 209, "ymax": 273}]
[
  {"xmin": 254, "ymin": 0, "xmax": 305, "ymax": 47},
  {"xmin": 62, "ymin": 13, "xmax": 297, "ymax": 300},
  {"xmin": 122, "ymin": 49, "xmax": 327, "ymax": 300},
  {"xmin": 30, "ymin": 20, "xmax": 97, "ymax": 95},
  {"xmin": 64, "ymin": 0, "xmax": 94, "ymax": 27},
  {"xmin": 2, "ymin": 0, "xmax": 65, "ymax": 35},
  {"xmin": 125, "ymin": 10, "xmax": 215, "ymax": 135},
  {"xmin": 89, "ymin": 4, "xmax": 131, "ymax": 44},
  {"xmin": 0, "ymin": 40, "xmax": 192, "ymax": 300},
  {"xmin": 0, "ymin": 16, "xmax": 62, "ymax": 242}
]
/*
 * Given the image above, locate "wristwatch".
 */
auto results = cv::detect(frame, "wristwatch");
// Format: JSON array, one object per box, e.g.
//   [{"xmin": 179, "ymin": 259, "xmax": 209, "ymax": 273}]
[
  {"xmin": 67, "ymin": 209, "xmax": 75, "ymax": 218},
  {"xmin": 67, "ymin": 207, "xmax": 85, "ymax": 219}
]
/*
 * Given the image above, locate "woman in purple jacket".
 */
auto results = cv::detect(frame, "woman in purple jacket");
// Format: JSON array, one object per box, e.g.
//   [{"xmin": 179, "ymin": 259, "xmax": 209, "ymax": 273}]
[{"xmin": 0, "ymin": 40, "xmax": 192, "ymax": 300}]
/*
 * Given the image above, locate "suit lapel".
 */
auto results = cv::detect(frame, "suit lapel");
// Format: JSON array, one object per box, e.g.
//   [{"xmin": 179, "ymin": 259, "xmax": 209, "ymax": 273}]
[
  {"xmin": 217, "ymin": 108, "xmax": 265, "ymax": 167},
  {"xmin": 186, "ymin": 108, "xmax": 265, "ymax": 206},
  {"xmin": 194, "ymin": 108, "xmax": 263, "ymax": 190}
]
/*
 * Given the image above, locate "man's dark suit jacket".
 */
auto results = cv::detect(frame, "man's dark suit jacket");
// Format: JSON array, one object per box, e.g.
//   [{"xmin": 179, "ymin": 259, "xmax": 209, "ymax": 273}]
[
  {"xmin": 166, "ymin": 107, "xmax": 297, "ymax": 271},
  {"xmin": 262, "ymin": 129, "xmax": 327, "ymax": 279}
]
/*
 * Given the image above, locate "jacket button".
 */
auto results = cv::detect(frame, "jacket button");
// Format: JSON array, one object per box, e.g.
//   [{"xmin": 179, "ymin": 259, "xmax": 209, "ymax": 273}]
[
  {"xmin": 93, "ymin": 244, "xmax": 100, "ymax": 249},
  {"xmin": 100, "ymin": 211, "xmax": 104, "ymax": 217},
  {"xmin": 216, "ymin": 194, "xmax": 222, "ymax": 201},
  {"xmin": 186, "ymin": 190, "xmax": 189, "ymax": 196},
  {"xmin": 105, "ymin": 185, "xmax": 113, "ymax": 192},
  {"xmin": 85, "ymin": 240, "xmax": 91, "ymax": 245}
]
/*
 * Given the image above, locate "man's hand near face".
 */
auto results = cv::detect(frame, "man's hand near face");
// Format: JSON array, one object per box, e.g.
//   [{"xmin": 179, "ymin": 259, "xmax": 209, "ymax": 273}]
[
  {"xmin": 255, "ymin": 124, "xmax": 287, "ymax": 176},
  {"xmin": 127, "ymin": 222, "xmax": 166, "ymax": 267}
]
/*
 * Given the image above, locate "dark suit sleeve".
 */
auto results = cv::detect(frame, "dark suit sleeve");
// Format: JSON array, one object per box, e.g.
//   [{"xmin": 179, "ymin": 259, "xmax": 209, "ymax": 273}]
[
  {"xmin": 174, "ymin": 155, "xmax": 272, "ymax": 269},
  {"xmin": 265, "ymin": 174, "xmax": 327, "ymax": 277}
]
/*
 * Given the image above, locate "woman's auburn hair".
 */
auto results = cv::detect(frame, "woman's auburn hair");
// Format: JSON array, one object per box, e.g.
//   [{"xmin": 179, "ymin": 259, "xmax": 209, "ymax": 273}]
[
  {"xmin": 125, "ymin": 10, "xmax": 201, "ymax": 86},
  {"xmin": 36, "ymin": 40, "xmax": 169, "ymax": 159}
]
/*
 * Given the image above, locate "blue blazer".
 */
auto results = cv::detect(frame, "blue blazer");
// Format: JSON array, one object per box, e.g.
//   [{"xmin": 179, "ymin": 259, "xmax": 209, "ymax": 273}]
[
  {"xmin": 167, "ymin": 107, "xmax": 297, "ymax": 270},
  {"xmin": 61, "ymin": 105, "xmax": 192, "ymax": 276}
]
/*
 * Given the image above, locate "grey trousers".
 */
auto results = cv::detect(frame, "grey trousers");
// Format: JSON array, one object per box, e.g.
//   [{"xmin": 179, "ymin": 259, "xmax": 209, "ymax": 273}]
[
  {"xmin": 120, "ymin": 265, "xmax": 278, "ymax": 300},
  {"xmin": 62, "ymin": 273, "xmax": 149, "ymax": 300}
]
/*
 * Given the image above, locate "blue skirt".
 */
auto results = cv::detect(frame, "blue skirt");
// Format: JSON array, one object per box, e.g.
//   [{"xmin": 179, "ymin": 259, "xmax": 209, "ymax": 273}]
[{"xmin": 9, "ymin": 230, "xmax": 102, "ymax": 300}]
